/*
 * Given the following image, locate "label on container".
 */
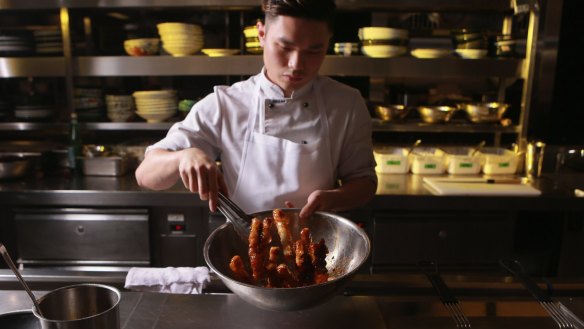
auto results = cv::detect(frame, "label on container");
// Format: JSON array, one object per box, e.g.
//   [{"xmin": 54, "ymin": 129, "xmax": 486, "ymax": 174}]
[
  {"xmin": 459, "ymin": 163, "xmax": 473, "ymax": 168},
  {"xmin": 386, "ymin": 160, "xmax": 401, "ymax": 166},
  {"xmin": 499, "ymin": 162, "xmax": 510, "ymax": 168},
  {"xmin": 424, "ymin": 164, "xmax": 437, "ymax": 169}
]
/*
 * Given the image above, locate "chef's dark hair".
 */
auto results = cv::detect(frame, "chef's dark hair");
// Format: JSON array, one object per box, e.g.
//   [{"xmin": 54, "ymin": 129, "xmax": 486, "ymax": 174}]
[{"xmin": 262, "ymin": 0, "xmax": 336, "ymax": 29}]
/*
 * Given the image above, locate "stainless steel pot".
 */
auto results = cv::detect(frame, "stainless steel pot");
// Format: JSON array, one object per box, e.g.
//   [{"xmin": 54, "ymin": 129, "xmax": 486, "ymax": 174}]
[
  {"xmin": 204, "ymin": 209, "xmax": 371, "ymax": 311},
  {"xmin": 32, "ymin": 284, "xmax": 120, "ymax": 329}
]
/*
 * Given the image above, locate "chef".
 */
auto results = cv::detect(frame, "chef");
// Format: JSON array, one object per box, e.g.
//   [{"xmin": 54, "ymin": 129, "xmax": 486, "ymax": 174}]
[{"xmin": 135, "ymin": 0, "xmax": 377, "ymax": 218}]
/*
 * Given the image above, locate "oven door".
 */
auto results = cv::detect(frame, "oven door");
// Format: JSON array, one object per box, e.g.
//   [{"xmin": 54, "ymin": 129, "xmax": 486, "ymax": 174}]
[{"xmin": 14, "ymin": 208, "xmax": 150, "ymax": 271}]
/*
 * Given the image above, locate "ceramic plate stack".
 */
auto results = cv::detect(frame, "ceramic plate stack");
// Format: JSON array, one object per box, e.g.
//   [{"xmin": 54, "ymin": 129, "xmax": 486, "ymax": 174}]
[
  {"xmin": 74, "ymin": 88, "xmax": 105, "ymax": 122},
  {"xmin": 358, "ymin": 27, "xmax": 409, "ymax": 58},
  {"xmin": 0, "ymin": 30, "xmax": 34, "ymax": 56},
  {"xmin": 106, "ymin": 95, "xmax": 134, "ymax": 122},
  {"xmin": 243, "ymin": 24, "xmax": 262, "ymax": 54},
  {"xmin": 133, "ymin": 90, "xmax": 177, "ymax": 123},
  {"xmin": 14, "ymin": 104, "xmax": 54, "ymax": 121},
  {"xmin": 157, "ymin": 23, "xmax": 204, "ymax": 57},
  {"xmin": 33, "ymin": 29, "xmax": 63, "ymax": 55}
]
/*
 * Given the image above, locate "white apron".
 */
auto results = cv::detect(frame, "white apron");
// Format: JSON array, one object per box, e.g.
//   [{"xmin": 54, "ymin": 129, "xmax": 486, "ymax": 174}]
[{"xmin": 230, "ymin": 81, "xmax": 334, "ymax": 214}]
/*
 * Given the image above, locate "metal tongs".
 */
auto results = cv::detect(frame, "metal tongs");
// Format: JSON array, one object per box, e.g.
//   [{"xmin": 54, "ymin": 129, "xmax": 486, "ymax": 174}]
[
  {"xmin": 419, "ymin": 261, "xmax": 471, "ymax": 328},
  {"xmin": 216, "ymin": 192, "xmax": 252, "ymax": 242},
  {"xmin": 499, "ymin": 259, "xmax": 575, "ymax": 329}
]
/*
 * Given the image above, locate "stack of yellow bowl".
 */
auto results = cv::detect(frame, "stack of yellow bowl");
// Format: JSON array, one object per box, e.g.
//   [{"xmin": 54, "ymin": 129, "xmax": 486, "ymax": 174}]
[
  {"xmin": 133, "ymin": 90, "xmax": 177, "ymax": 123},
  {"xmin": 358, "ymin": 27, "xmax": 409, "ymax": 58},
  {"xmin": 157, "ymin": 23, "xmax": 204, "ymax": 57},
  {"xmin": 243, "ymin": 25, "xmax": 262, "ymax": 54}
]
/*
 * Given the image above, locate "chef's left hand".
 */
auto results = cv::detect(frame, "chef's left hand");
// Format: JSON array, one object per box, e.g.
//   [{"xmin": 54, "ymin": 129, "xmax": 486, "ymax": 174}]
[{"xmin": 298, "ymin": 190, "xmax": 334, "ymax": 219}]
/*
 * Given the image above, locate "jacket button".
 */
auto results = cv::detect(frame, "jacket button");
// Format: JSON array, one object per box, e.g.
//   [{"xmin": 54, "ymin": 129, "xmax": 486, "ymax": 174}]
[
  {"xmin": 268, "ymin": 103, "xmax": 274, "ymax": 108},
  {"xmin": 303, "ymin": 102, "xmax": 309, "ymax": 108}
]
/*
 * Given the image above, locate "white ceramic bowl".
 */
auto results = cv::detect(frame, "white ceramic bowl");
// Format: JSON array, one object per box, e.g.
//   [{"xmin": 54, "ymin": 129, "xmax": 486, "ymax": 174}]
[
  {"xmin": 358, "ymin": 27, "xmax": 408, "ymax": 41},
  {"xmin": 135, "ymin": 110, "xmax": 176, "ymax": 123},
  {"xmin": 243, "ymin": 25, "xmax": 258, "ymax": 38},
  {"xmin": 361, "ymin": 45, "xmax": 407, "ymax": 58},
  {"xmin": 455, "ymin": 48, "xmax": 488, "ymax": 59},
  {"xmin": 201, "ymin": 48, "xmax": 239, "ymax": 57},
  {"xmin": 157, "ymin": 22, "xmax": 202, "ymax": 33}
]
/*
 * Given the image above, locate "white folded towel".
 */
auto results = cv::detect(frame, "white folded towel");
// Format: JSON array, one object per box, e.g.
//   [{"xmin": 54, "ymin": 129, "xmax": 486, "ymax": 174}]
[{"xmin": 124, "ymin": 266, "xmax": 210, "ymax": 294}]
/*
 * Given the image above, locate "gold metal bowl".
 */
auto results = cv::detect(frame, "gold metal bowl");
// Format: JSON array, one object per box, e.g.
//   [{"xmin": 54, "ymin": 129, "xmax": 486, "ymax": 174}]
[{"xmin": 375, "ymin": 105, "xmax": 410, "ymax": 122}]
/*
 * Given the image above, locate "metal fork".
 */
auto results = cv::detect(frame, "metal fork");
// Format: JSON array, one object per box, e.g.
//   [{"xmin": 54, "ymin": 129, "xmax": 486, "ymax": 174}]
[
  {"xmin": 420, "ymin": 261, "xmax": 471, "ymax": 328},
  {"xmin": 216, "ymin": 192, "xmax": 252, "ymax": 242},
  {"xmin": 500, "ymin": 259, "xmax": 575, "ymax": 329}
]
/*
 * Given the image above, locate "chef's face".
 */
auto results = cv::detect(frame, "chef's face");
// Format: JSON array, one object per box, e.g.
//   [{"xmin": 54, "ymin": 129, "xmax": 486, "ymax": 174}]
[{"xmin": 258, "ymin": 15, "xmax": 330, "ymax": 97}]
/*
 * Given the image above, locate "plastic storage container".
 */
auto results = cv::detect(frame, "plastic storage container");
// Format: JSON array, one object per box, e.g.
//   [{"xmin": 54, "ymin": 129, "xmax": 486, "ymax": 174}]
[
  {"xmin": 409, "ymin": 147, "xmax": 445, "ymax": 174},
  {"xmin": 442, "ymin": 147, "xmax": 482, "ymax": 175},
  {"xmin": 480, "ymin": 147, "xmax": 519, "ymax": 175},
  {"xmin": 374, "ymin": 147, "xmax": 409, "ymax": 174}
]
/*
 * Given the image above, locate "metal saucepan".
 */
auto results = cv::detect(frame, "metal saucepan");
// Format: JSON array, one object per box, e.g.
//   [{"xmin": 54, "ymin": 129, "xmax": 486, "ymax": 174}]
[
  {"xmin": 32, "ymin": 284, "xmax": 120, "ymax": 329},
  {"xmin": 204, "ymin": 208, "xmax": 371, "ymax": 311}
]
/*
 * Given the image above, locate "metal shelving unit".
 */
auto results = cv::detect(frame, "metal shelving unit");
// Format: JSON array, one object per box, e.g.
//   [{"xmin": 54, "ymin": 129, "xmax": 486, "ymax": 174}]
[{"xmin": 0, "ymin": 0, "xmax": 539, "ymax": 146}]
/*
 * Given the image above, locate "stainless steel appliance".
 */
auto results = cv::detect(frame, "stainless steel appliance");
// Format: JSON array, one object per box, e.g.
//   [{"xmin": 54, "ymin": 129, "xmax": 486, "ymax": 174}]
[{"xmin": 14, "ymin": 208, "xmax": 149, "ymax": 271}]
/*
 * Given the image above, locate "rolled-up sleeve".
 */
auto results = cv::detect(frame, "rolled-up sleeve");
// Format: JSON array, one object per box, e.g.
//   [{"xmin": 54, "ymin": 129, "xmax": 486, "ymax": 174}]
[{"xmin": 146, "ymin": 93, "xmax": 222, "ymax": 159}]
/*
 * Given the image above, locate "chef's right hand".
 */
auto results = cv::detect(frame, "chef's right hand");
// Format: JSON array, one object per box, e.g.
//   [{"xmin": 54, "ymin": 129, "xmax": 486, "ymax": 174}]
[{"xmin": 177, "ymin": 148, "xmax": 227, "ymax": 212}]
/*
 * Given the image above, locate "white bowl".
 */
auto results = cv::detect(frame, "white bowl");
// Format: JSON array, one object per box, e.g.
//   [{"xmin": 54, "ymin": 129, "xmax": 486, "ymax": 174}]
[
  {"xmin": 123, "ymin": 38, "xmax": 160, "ymax": 56},
  {"xmin": 135, "ymin": 111, "xmax": 176, "ymax": 123},
  {"xmin": 411, "ymin": 48, "xmax": 452, "ymax": 59},
  {"xmin": 163, "ymin": 44, "xmax": 201, "ymax": 56},
  {"xmin": 157, "ymin": 22, "xmax": 202, "ymax": 33},
  {"xmin": 243, "ymin": 25, "xmax": 258, "ymax": 38},
  {"xmin": 201, "ymin": 48, "xmax": 239, "ymax": 57},
  {"xmin": 358, "ymin": 27, "xmax": 408, "ymax": 41},
  {"xmin": 361, "ymin": 45, "xmax": 407, "ymax": 58},
  {"xmin": 133, "ymin": 90, "xmax": 176, "ymax": 99},
  {"xmin": 455, "ymin": 49, "xmax": 488, "ymax": 59}
]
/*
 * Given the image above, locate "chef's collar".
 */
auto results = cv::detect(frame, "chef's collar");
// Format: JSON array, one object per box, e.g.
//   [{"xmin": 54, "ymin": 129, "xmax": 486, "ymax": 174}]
[{"xmin": 259, "ymin": 67, "xmax": 315, "ymax": 101}]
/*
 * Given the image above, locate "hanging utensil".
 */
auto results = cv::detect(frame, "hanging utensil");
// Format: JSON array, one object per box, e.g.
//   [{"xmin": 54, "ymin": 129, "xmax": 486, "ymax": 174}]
[
  {"xmin": 0, "ymin": 243, "xmax": 43, "ymax": 317},
  {"xmin": 471, "ymin": 140, "xmax": 486, "ymax": 156},
  {"xmin": 407, "ymin": 139, "xmax": 422, "ymax": 156}
]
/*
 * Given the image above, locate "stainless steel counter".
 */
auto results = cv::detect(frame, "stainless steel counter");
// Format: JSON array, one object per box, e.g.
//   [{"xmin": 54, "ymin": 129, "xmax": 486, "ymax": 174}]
[
  {"xmin": 0, "ymin": 172, "xmax": 582, "ymax": 210},
  {"xmin": 2, "ymin": 289, "xmax": 584, "ymax": 329}
]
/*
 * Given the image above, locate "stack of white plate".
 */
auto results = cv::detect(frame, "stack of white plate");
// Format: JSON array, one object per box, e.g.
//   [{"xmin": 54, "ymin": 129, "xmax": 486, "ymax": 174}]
[
  {"xmin": 0, "ymin": 31, "xmax": 33, "ymax": 56},
  {"xmin": 133, "ymin": 90, "xmax": 177, "ymax": 123},
  {"xmin": 157, "ymin": 23, "xmax": 204, "ymax": 57},
  {"xmin": 34, "ymin": 29, "xmax": 63, "ymax": 55},
  {"xmin": 358, "ymin": 27, "xmax": 409, "ymax": 58},
  {"xmin": 106, "ymin": 95, "xmax": 134, "ymax": 122},
  {"xmin": 14, "ymin": 104, "xmax": 54, "ymax": 121}
]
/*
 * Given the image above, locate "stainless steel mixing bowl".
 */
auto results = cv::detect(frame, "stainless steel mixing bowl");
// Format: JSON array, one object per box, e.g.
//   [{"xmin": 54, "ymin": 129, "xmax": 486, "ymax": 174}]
[
  {"xmin": 417, "ymin": 106, "xmax": 458, "ymax": 123},
  {"xmin": 204, "ymin": 209, "xmax": 371, "ymax": 311},
  {"xmin": 461, "ymin": 102, "xmax": 509, "ymax": 123},
  {"xmin": 375, "ymin": 104, "xmax": 410, "ymax": 122}
]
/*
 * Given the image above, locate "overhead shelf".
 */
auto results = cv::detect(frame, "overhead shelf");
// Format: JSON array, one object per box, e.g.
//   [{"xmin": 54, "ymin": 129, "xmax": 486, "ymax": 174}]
[
  {"xmin": 71, "ymin": 55, "xmax": 523, "ymax": 78},
  {"xmin": 372, "ymin": 120, "xmax": 521, "ymax": 133},
  {"xmin": 0, "ymin": 57, "xmax": 66, "ymax": 78}
]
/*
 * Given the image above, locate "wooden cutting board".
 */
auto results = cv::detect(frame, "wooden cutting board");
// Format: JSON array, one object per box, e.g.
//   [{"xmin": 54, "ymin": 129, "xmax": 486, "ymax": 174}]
[{"xmin": 423, "ymin": 177, "xmax": 542, "ymax": 196}]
